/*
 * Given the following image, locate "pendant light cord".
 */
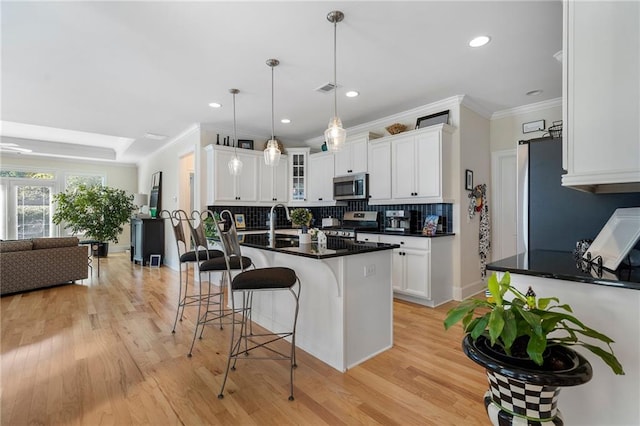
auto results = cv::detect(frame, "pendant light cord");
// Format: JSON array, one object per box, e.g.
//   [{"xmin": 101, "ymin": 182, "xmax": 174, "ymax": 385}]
[
  {"xmin": 333, "ymin": 20, "xmax": 338, "ymax": 118},
  {"xmin": 233, "ymin": 91, "xmax": 238, "ymax": 157},
  {"xmin": 271, "ymin": 65, "xmax": 275, "ymax": 140}
]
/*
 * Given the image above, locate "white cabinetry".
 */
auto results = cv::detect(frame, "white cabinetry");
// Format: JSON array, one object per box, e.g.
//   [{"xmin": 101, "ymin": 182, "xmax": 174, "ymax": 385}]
[
  {"xmin": 259, "ymin": 156, "xmax": 288, "ymax": 203},
  {"xmin": 367, "ymin": 124, "xmax": 453, "ymax": 205},
  {"xmin": 334, "ymin": 132, "xmax": 378, "ymax": 176},
  {"xmin": 358, "ymin": 233, "xmax": 453, "ymax": 307},
  {"xmin": 368, "ymin": 140, "xmax": 392, "ymax": 201},
  {"xmin": 562, "ymin": 1, "xmax": 640, "ymax": 192},
  {"xmin": 307, "ymin": 152, "xmax": 335, "ymax": 204},
  {"xmin": 287, "ymin": 148, "xmax": 309, "ymax": 205},
  {"xmin": 205, "ymin": 145, "xmax": 258, "ymax": 205}
]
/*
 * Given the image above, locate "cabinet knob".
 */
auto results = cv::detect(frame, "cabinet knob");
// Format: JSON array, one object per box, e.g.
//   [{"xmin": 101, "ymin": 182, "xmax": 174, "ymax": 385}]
[
  {"xmin": 400, "ymin": 241, "xmax": 405, "ymax": 245},
  {"xmin": 318, "ymin": 198, "xmax": 323, "ymax": 201}
]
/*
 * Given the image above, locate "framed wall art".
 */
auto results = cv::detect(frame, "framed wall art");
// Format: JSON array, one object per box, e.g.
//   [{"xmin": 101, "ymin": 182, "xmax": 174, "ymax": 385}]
[
  {"xmin": 522, "ymin": 119, "xmax": 545, "ymax": 134},
  {"xmin": 416, "ymin": 110, "xmax": 449, "ymax": 129},
  {"xmin": 149, "ymin": 171, "xmax": 162, "ymax": 217},
  {"xmin": 238, "ymin": 139, "xmax": 254, "ymax": 150},
  {"xmin": 465, "ymin": 169, "xmax": 474, "ymax": 191}
]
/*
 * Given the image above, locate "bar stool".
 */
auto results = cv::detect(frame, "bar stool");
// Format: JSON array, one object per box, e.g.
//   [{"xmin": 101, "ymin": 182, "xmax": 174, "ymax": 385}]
[
  {"xmin": 213, "ymin": 210, "xmax": 300, "ymax": 401},
  {"xmin": 160, "ymin": 209, "xmax": 224, "ymax": 334},
  {"xmin": 186, "ymin": 209, "xmax": 254, "ymax": 357}
]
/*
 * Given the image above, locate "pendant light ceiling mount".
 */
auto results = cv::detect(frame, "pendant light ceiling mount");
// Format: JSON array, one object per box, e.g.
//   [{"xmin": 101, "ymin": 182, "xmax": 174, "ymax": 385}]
[
  {"xmin": 327, "ymin": 10, "xmax": 344, "ymax": 24},
  {"xmin": 325, "ymin": 10, "xmax": 346, "ymax": 152},
  {"xmin": 264, "ymin": 58, "xmax": 282, "ymax": 167}
]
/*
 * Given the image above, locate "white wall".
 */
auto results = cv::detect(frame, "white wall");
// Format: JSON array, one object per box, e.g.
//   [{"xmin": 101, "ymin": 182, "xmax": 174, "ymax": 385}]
[
  {"xmin": 137, "ymin": 125, "xmax": 202, "ymax": 269},
  {"xmin": 490, "ymin": 99, "xmax": 562, "ymax": 152},
  {"xmin": 455, "ymin": 105, "xmax": 491, "ymax": 299},
  {"xmin": 1, "ymin": 155, "xmax": 137, "ymax": 251}
]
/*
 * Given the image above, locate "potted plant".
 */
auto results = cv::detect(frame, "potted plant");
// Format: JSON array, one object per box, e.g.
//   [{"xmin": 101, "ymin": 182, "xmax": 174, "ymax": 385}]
[
  {"xmin": 53, "ymin": 184, "xmax": 135, "ymax": 256},
  {"xmin": 444, "ymin": 271, "xmax": 623, "ymax": 425},
  {"xmin": 290, "ymin": 208, "xmax": 312, "ymax": 244}
]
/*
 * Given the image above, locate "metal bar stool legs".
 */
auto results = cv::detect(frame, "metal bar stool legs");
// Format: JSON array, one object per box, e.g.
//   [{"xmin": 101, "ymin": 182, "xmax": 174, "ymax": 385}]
[{"xmin": 217, "ymin": 268, "xmax": 301, "ymax": 401}]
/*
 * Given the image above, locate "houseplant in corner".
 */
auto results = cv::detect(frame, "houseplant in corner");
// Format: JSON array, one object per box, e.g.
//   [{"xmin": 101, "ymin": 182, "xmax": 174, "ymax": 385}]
[
  {"xmin": 290, "ymin": 208, "xmax": 312, "ymax": 244},
  {"xmin": 53, "ymin": 184, "xmax": 135, "ymax": 256},
  {"xmin": 444, "ymin": 271, "xmax": 623, "ymax": 426}
]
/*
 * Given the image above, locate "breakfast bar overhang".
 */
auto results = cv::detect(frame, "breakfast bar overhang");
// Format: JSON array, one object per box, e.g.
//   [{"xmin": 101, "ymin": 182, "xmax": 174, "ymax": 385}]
[{"xmin": 238, "ymin": 233, "xmax": 397, "ymax": 372}]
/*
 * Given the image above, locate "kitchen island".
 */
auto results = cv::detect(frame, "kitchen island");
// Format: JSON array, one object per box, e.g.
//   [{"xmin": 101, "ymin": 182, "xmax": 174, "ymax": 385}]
[
  {"xmin": 238, "ymin": 233, "xmax": 397, "ymax": 372},
  {"xmin": 487, "ymin": 250, "xmax": 639, "ymax": 425}
]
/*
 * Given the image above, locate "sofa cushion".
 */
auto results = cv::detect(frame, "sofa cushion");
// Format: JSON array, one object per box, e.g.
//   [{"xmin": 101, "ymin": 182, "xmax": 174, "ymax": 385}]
[
  {"xmin": 32, "ymin": 237, "xmax": 80, "ymax": 250},
  {"xmin": 0, "ymin": 240, "xmax": 33, "ymax": 253}
]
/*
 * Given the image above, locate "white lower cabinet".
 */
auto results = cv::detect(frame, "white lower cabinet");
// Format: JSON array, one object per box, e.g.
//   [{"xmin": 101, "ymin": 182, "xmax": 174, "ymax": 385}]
[{"xmin": 358, "ymin": 233, "xmax": 453, "ymax": 307}]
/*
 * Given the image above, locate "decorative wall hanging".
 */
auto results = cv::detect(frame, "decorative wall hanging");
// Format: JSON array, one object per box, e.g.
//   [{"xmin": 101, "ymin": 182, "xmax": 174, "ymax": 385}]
[{"xmin": 468, "ymin": 183, "xmax": 491, "ymax": 278}]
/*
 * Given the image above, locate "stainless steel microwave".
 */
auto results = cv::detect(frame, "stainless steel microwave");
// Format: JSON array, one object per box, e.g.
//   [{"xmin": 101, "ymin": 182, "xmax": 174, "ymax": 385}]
[{"xmin": 333, "ymin": 173, "xmax": 368, "ymax": 200}]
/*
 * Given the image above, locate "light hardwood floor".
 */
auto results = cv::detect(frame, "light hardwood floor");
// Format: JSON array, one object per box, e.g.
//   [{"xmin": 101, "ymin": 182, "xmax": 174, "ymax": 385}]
[{"xmin": 1, "ymin": 253, "xmax": 489, "ymax": 425}]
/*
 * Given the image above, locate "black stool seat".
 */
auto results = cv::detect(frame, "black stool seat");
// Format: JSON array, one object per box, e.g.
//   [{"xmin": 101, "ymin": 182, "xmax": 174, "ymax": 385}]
[
  {"xmin": 232, "ymin": 267, "xmax": 297, "ymax": 290},
  {"xmin": 200, "ymin": 256, "xmax": 252, "ymax": 272},
  {"xmin": 180, "ymin": 249, "xmax": 223, "ymax": 263}
]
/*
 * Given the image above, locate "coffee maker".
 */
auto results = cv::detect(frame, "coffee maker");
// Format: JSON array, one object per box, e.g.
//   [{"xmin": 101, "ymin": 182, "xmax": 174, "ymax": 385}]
[{"xmin": 384, "ymin": 210, "xmax": 412, "ymax": 232}]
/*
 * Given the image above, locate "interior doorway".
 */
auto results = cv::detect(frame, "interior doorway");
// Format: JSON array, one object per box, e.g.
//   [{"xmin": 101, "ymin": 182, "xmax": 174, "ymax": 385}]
[
  {"xmin": 491, "ymin": 149, "xmax": 517, "ymax": 261},
  {"xmin": 178, "ymin": 152, "xmax": 195, "ymax": 214}
]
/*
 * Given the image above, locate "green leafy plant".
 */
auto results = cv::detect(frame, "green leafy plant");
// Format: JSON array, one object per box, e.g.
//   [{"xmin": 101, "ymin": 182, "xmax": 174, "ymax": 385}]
[
  {"xmin": 53, "ymin": 184, "xmax": 135, "ymax": 244},
  {"xmin": 444, "ymin": 272, "xmax": 624, "ymax": 375},
  {"xmin": 203, "ymin": 211, "xmax": 221, "ymax": 240},
  {"xmin": 290, "ymin": 208, "xmax": 312, "ymax": 228}
]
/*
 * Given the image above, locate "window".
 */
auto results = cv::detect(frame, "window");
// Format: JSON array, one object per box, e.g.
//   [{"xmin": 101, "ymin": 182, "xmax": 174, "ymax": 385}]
[
  {"xmin": 65, "ymin": 173, "xmax": 104, "ymax": 191},
  {"xmin": 0, "ymin": 169, "xmax": 55, "ymax": 240}
]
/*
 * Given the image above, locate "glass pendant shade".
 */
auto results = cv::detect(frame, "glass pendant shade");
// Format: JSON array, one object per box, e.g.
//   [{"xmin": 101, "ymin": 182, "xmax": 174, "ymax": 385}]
[
  {"xmin": 264, "ymin": 139, "xmax": 281, "ymax": 166},
  {"xmin": 325, "ymin": 116, "xmax": 346, "ymax": 151},
  {"xmin": 228, "ymin": 155, "xmax": 243, "ymax": 175}
]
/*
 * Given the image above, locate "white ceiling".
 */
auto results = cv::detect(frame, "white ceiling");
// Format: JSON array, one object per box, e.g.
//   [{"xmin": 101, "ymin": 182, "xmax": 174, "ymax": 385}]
[{"xmin": 0, "ymin": 1, "xmax": 562, "ymax": 164}]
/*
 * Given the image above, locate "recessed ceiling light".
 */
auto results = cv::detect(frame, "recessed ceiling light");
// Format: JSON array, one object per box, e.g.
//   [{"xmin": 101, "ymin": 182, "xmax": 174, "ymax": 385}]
[
  {"xmin": 526, "ymin": 89, "xmax": 543, "ymax": 96},
  {"xmin": 345, "ymin": 91, "xmax": 359, "ymax": 98},
  {"xmin": 209, "ymin": 102, "xmax": 221, "ymax": 108},
  {"xmin": 281, "ymin": 118, "xmax": 291, "ymax": 124},
  {"xmin": 469, "ymin": 35, "xmax": 491, "ymax": 48}
]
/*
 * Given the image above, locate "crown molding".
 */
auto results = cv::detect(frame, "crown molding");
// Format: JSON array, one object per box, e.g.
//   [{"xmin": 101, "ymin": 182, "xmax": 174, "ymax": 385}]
[
  {"xmin": 460, "ymin": 95, "xmax": 493, "ymax": 119},
  {"xmin": 304, "ymin": 95, "xmax": 465, "ymax": 146},
  {"xmin": 491, "ymin": 97, "xmax": 562, "ymax": 120}
]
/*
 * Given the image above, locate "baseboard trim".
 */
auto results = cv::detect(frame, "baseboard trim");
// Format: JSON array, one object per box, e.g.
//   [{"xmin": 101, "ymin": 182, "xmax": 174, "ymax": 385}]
[{"xmin": 453, "ymin": 279, "xmax": 486, "ymax": 301}]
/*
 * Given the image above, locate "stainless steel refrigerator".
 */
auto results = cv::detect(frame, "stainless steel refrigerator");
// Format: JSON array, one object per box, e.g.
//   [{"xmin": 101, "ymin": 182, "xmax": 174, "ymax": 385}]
[{"xmin": 516, "ymin": 136, "xmax": 639, "ymax": 255}]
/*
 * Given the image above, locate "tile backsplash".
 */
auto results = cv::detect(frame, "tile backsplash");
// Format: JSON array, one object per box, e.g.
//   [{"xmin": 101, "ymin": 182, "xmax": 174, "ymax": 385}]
[{"xmin": 207, "ymin": 202, "xmax": 453, "ymax": 233}]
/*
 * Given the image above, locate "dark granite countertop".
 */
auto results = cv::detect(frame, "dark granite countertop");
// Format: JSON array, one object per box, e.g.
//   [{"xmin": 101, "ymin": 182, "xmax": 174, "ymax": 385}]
[
  {"xmin": 357, "ymin": 230, "xmax": 456, "ymax": 238},
  {"xmin": 487, "ymin": 250, "xmax": 640, "ymax": 290},
  {"xmin": 240, "ymin": 233, "xmax": 398, "ymax": 260}
]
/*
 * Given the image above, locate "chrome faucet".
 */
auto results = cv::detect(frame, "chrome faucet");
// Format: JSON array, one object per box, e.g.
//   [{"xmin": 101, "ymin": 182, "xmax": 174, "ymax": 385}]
[{"xmin": 269, "ymin": 203, "xmax": 291, "ymax": 241}]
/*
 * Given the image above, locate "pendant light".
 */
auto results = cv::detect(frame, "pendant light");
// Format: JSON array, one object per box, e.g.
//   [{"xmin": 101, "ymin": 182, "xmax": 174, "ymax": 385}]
[
  {"xmin": 228, "ymin": 88, "xmax": 243, "ymax": 176},
  {"xmin": 325, "ymin": 10, "xmax": 346, "ymax": 152},
  {"xmin": 264, "ymin": 58, "xmax": 281, "ymax": 167}
]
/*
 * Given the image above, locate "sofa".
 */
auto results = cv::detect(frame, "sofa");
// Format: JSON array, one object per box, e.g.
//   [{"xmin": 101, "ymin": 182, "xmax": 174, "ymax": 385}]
[{"xmin": 0, "ymin": 237, "xmax": 88, "ymax": 296}]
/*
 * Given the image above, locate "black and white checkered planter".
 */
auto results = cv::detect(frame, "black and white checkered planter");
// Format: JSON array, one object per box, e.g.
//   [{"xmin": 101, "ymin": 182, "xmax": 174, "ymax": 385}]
[{"xmin": 463, "ymin": 335, "xmax": 592, "ymax": 426}]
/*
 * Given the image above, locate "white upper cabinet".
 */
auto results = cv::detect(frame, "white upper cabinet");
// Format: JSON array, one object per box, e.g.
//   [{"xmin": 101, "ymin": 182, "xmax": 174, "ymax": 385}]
[
  {"xmin": 368, "ymin": 123, "xmax": 453, "ymax": 205},
  {"xmin": 287, "ymin": 148, "xmax": 309, "ymax": 205},
  {"xmin": 368, "ymin": 139, "xmax": 392, "ymax": 201},
  {"xmin": 259, "ymin": 155, "xmax": 289, "ymax": 203},
  {"xmin": 308, "ymin": 152, "xmax": 335, "ymax": 204},
  {"xmin": 205, "ymin": 145, "xmax": 258, "ymax": 205},
  {"xmin": 562, "ymin": 0, "xmax": 640, "ymax": 192},
  {"xmin": 334, "ymin": 132, "xmax": 378, "ymax": 176}
]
